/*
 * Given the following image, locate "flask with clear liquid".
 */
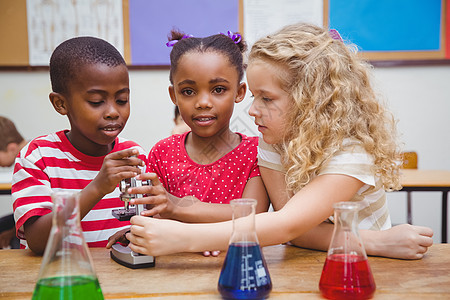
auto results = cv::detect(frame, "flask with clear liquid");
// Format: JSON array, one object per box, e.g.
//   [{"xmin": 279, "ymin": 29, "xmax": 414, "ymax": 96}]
[
  {"xmin": 218, "ymin": 198, "xmax": 272, "ymax": 299},
  {"xmin": 319, "ymin": 202, "xmax": 376, "ymax": 300},
  {"xmin": 32, "ymin": 191, "xmax": 104, "ymax": 299}
]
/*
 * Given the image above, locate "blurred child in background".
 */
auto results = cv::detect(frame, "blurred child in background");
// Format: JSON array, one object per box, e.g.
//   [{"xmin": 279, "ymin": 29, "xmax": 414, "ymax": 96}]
[{"xmin": 0, "ymin": 116, "xmax": 26, "ymax": 249}]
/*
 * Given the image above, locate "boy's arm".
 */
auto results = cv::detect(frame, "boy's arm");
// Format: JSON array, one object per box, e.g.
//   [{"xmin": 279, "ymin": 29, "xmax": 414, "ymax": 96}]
[{"xmin": 22, "ymin": 148, "xmax": 144, "ymax": 254}]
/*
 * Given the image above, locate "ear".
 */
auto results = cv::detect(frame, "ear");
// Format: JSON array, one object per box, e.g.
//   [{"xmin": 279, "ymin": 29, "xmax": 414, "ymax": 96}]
[
  {"xmin": 168, "ymin": 86, "xmax": 177, "ymax": 105},
  {"xmin": 235, "ymin": 82, "xmax": 247, "ymax": 104},
  {"xmin": 6, "ymin": 142, "xmax": 19, "ymax": 155},
  {"xmin": 4, "ymin": 143, "xmax": 19, "ymax": 167},
  {"xmin": 49, "ymin": 92, "xmax": 68, "ymax": 115}
]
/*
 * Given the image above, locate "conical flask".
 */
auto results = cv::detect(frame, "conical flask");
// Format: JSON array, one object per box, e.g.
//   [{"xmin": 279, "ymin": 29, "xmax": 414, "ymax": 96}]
[
  {"xmin": 319, "ymin": 202, "xmax": 376, "ymax": 300},
  {"xmin": 32, "ymin": 191, "xmax": 104, "ymax": 299},
  {"xmin": 218, "ymin": 198, "xmax": 272, "ymax": 299}
]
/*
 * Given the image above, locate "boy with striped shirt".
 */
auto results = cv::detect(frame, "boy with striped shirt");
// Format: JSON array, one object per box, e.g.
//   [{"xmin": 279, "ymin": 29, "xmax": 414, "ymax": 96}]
[{"xmin": 12, "ymin": 37, "xmax": 146, "ymax": 254}]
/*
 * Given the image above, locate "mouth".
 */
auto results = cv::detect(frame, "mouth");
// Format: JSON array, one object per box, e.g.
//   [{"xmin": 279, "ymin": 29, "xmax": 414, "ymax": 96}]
[
  {"xmin": 193, "ymin": 115, "xmax": 216, "ymax": 126},
  {"xmin": 101, "ymin": 124, "xmax": 122, "ymax": 134}
]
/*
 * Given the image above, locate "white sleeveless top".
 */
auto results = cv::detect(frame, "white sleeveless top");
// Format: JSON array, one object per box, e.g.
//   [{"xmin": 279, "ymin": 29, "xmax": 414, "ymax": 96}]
[{"xmin": 258, "ymin": 137, "xmax": 391, "ymax": 230}]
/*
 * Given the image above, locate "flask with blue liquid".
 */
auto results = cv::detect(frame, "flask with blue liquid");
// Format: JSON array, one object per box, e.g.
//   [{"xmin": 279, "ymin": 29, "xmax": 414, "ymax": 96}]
[{"xmin": 218, "ymin": 198, "xmax": 272, "ymax": 299}]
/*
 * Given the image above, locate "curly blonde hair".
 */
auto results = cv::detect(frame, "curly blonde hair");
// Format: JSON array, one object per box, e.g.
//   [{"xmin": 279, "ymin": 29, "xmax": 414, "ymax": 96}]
[{"xmin": 248, "ymin": 23, "xmax": 401, "ymax": 192}]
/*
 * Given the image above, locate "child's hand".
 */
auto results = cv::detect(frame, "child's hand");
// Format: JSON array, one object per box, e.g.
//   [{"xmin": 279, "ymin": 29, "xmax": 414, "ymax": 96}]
[
  {"xmin": 367, "ymin": 224, "xmax": 433, "ymax": 259},
  {"xmin": 106, "ymin": 228, "xmax": 130, "ymax": 249},
  {"xmin": 202, "ymin": 250, "xmax": 221, "ymax": 257},
  {"xmin": 128, "ymin": 173, "xmax": 180, "ymax": 219},
  {"xmin": 92, "ymin": 148, "xmax": 144, "ymax": 196},
  {"xmin": 127, "ymin": 216, "xmax": 190, "ymax": 256}
]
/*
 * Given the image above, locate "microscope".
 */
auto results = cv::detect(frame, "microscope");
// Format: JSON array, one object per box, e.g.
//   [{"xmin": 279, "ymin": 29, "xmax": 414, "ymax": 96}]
[{"xmin": 110, "ymin": 176, "xmax": 155, "ymax": 269}]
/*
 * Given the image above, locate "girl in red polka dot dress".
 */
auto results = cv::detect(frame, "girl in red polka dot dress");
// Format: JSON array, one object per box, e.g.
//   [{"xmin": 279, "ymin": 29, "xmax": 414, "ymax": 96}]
[{"xmin": 107, "ymin": 30, "xmax": 269, "ymax": 256}]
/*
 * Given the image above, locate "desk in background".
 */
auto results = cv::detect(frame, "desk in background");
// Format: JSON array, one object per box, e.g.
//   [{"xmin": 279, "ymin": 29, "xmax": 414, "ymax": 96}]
[
  {"xmin": 0, "ymin": 244, "xmax": 449, "ymax": 299},
  {"xmin": 400, "ymin": 169, "xmax": 450, "ymax": 243},
  {"xmin": 0, "ymin": 183, "xmax": 11, "ymax": 195}
]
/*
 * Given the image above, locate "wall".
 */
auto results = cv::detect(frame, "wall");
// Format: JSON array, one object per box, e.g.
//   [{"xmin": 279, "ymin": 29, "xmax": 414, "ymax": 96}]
[{"xmin": 1, "ymin": 65, "xmax": 449, "ymax": 242}]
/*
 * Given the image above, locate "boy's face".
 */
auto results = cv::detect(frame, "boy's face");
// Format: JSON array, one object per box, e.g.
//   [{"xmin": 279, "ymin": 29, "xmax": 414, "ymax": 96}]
[{"xmin": 53, "ymin": 63, "xmax": 130, "ymax": 156}]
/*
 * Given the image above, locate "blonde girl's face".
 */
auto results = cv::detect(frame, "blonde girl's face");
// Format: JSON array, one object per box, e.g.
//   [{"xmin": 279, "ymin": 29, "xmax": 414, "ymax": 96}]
[{"xmin": 247, "ymin": 60, "xmax": 291, "ymax": 144}]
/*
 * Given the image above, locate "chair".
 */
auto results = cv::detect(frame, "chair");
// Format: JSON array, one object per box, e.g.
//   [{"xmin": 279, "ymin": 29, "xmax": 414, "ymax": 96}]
[{"xmin": 401, "ymin": 152, "xmax": 418, "ymax": 224}]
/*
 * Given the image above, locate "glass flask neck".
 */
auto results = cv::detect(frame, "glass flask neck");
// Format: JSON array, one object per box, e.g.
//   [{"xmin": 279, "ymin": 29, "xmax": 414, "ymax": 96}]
[
  {"xmin": 229, "ymin": 198, "xmax": 258, "ymax": 244},
  {"xmin": 328, "ymin": 202, "xmax": 367, "ymax": 258},
  {"xmin": 37, "ymin": 192, "xmax": 98, "ymax": 280},
  {"xmin": 319, "ymin": 201, "xmax": 376, "ymax": 299},
  {"xmin": 334, "ymin": 203, "xmax": 358, "ymax": 232},
  {"xmin": 33, "ymin": 192, "xmax": 103, "ymax": 299}
]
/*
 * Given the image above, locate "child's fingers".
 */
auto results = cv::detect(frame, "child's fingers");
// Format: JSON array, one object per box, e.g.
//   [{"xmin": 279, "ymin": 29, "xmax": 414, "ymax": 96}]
[
  {"xmin": 419, "ymin": 235, "xmax": 433, "ymax": 247},
  {"xmin": 415, "ymin": 225, "xmax": 434, "ymax": 237},
  {"xmin": 130, "ymin": 215, "xmax": 150, "ymax": 226},
  {"xmin": 202, "ymin": 250, "xmax": 221, "ymax": 257},
  {"xmin": 104, "ymin": 150, "xmax": 145, "ymax": 169},
  {"xmin": 129, "ymin": 243, "xmax": 149, "ymax": 256},
  {"xmin": 107, "ymin": 148, "xmax": 139, "ymax": 160},
  {"xmin": 106, "ymin": 228, "xmax": 129, "ymax": 248},
  {"xmin": 137, "ymin": 172, "xmax": 161, "ymax": 185}
]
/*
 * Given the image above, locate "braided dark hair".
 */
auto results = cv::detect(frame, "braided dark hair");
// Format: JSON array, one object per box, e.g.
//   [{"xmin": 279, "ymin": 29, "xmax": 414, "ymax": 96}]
[{"xmin": 167, "ymin": 29, "xmax": 247, "ymax": 84}]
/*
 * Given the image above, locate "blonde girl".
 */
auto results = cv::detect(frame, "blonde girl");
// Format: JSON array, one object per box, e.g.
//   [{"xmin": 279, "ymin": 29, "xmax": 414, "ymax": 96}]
[{"xmin": 122, "ymin": 23, "xmax": 433, "ymax": 260}]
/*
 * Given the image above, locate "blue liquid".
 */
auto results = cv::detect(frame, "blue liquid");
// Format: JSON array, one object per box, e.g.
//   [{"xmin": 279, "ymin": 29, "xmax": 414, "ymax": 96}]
[{"xmin": 218, "ymin": 242, "xmax": 272, "ymax": 299}]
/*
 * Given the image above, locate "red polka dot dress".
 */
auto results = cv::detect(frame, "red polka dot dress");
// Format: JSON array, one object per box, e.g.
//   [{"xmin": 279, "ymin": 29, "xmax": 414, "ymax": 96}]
[{"xmin": 148, "ymin": 132, "xmax": 260, "ymax": 204}]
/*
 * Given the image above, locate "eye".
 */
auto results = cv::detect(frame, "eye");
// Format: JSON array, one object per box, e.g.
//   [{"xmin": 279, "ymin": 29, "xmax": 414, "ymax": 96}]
[
  {"xmin": 88, "ymin": 100, "xmax": 103, "ymax": 106},
  {"xmin": 116, "ymin": 98, "xmax": 129, "ymax": 105},
  {"xmin": 262, "ymin": 97, "xmax": 272, "ymax": 102},
  {"xmin": 181, "ymin": 89, "xmax": 195, "ymax": 96},
  {"xmin": 213, "ymin": 86, "xmax": 226, "ymax": 94}
]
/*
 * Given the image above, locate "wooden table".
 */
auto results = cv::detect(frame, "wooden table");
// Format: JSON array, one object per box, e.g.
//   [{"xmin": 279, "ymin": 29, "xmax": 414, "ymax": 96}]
[
  {"xmin": 400, "ymin": 169, "xmax": 450, "ymax": 243},
  {"xmin": 0, "ymin": 182, "xmax": 11, "ymax": 195},
  {"xmin": 1, "ymin": 244, "xmax": 449, "ymax": 299}
]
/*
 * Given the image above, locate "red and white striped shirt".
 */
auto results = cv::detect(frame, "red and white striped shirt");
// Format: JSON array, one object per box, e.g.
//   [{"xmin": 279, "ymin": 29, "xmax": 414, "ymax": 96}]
[{"xmin": 12, "ymin": 130, "xmax": 146, "ymax": 248}]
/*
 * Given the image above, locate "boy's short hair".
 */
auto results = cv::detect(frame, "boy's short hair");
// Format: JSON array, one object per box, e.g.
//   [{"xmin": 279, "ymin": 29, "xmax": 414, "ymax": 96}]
[
  {"xmin": 0, "ymin": 116, "xmax": 24, "ymax": 151},
  {"xmin": 49, "ymin": 36, "xmax": 126, "ymax": 95}
]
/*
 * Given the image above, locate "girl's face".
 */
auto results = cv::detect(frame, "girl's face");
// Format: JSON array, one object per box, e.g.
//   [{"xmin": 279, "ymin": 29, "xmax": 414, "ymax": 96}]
[
  {"xmin": 169, "ymin": 51, "xmax": 246, "ymax": 138},
  {"xmin": 247, "ymin": 60, "xmax": 291, "ymax": 144},
  {"xmin": 51, "ymin": 63, "xmax": 130, "ymax": 156}
]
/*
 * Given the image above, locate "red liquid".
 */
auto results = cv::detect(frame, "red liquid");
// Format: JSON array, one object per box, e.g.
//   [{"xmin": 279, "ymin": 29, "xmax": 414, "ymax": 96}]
[{"xmin": 319, "ymin": 254, "xmax": 376, "ymax": 300}]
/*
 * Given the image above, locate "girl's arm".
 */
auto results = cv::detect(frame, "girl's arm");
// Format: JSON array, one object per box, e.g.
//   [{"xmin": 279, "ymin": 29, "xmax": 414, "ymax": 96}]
[
  {"xmin": 129, "ymin": 173, "xmax": 269, "ymax": 223},
  {"xmin": 127, "ymin": 173, "xmax": 364, "ymax": 256},
  {"xmin": 260, "ymin": 166, "xmax": 433, "ymax": 259}
]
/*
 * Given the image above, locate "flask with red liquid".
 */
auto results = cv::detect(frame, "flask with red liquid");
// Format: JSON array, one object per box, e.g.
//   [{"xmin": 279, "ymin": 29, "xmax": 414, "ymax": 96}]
[{"xmin": 319, "ymin": 202, "xmax": 376, "ymax": 300}]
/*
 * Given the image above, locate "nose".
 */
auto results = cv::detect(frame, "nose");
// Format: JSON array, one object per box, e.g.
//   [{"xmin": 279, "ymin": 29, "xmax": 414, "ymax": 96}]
[
  {"xmin": 248, "ymin": 99, "xmax": 260, "ymax": 117},
  {"xmin": 104, "ymin": 102, "xmax": 120, "ymax": 119},
  {"xmin": 195, "ymin": 92, "xmax": 212, "ymax": 109}
]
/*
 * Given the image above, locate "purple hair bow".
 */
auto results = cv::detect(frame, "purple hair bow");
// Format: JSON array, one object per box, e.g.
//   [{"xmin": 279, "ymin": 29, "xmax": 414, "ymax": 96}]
[
  {"xmin": 221, "ymin": 30, "xmax": 242, "ymax": 44},
  {"xmin": 166, "ymin": 34, "xmax": 193, "ymax": 47},
  {"xmin": 329, "ymin": 29, "xmax": 343, "ymax": 42}
]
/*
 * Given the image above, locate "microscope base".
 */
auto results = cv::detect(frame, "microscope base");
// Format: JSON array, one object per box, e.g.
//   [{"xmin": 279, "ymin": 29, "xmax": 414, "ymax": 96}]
[{"xmin": 110, "ymin": 244, "xmax": 155, "ymax": 269}]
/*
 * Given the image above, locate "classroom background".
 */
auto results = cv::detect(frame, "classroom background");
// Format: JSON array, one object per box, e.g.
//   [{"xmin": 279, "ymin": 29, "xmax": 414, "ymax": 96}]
[{"xmin": 1, "ymin": 0, "xmax": 449, "ymax": 243}]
